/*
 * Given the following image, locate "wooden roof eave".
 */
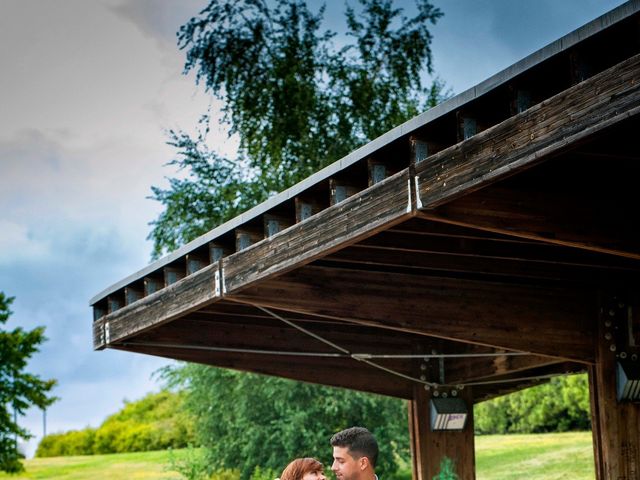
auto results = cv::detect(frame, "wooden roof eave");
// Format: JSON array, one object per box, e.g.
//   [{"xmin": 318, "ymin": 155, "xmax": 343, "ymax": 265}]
[
  {"xmin": 90, "ymin": 0, "xmax": 640, "ymax": 309},
  {"xmin": 94, "ymin": 52, "xmax": 640, "ymax": 354},
  {"xmin": 93, "ymin": 169, "xmax": 414, "ymax": 350}
]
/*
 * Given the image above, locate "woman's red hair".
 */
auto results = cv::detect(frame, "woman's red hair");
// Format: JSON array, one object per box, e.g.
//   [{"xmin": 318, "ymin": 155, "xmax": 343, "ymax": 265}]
[{"xmin": 280, "ymin": 458, "xmax": 324, "ymax": 480}]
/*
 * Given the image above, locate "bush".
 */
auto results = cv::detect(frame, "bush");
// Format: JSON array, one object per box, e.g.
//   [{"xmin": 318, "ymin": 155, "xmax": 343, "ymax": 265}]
[
  {"xmin": 474, "ymin": 374, "xmax": 590, "ymax": 435},
  {"xmin": 36, "ymin": 428, "xmax": 96, "ymax": 457},
  {"xmin": 36, "ymin": 390, "xmax": 195, "ymax": 457}
]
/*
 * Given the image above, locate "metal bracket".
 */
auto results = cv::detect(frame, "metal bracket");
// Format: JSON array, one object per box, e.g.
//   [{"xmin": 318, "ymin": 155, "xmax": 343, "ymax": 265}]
[
  {"xmin": 414, "ymin": 176, "xmax": 423, "ymax": 209},
  {"xmin": 215, "ymin": 270, "xmax": 221, "ymax": 297},
  {"xmin": 215, "ymin": 268, "xmax": 226, "ymax": 297},
  {"xmin": 101, "ymin": 321, "xmax": 111, "ymax": 346}
]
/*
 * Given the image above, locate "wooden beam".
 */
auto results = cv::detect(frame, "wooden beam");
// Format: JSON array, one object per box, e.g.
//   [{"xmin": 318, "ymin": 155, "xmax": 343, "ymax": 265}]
[
  {"xmin": 589, "ymin": 291, "xmax": 640, "ymax": 479},
  {"xmin": 419, "ymin": 182, "xmax": 640, "ymax": 260},
  {"xmin": 415, "ymin": 53, "xmax": 640, "ymax": 210},
  {"xmin": 223, "ymin": 170, "xmax": 412, "ymax": 292},
  {"xmin": 321, "ymin": 244, "xmax": 640, "ymax": 285},
  {"xmin": 409, "ymin": 382, "xmax": 475, "ymax": 480},
  {"xmin": 227, "ymin": 265, "xmax": 596, "ymax": 362},
  {"xmin": 113, "ymin": 343, "xmax": 412, "ymax": 398},
  {"xmin": 444, "ymin": 354, "xmax": 560, "ymax": 385},
  {"xmin": 93, "ymin": 263, "xmax": 221, "ymax": 349}
]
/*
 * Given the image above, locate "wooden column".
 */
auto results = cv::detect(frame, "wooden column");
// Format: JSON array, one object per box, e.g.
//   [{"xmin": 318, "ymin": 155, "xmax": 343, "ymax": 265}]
[
  {"xmin": 409, "ymin": 379, "xmax": 475, "ymax": 479},
  {"xmin": 589, "ymin": 292, "xmax": 640, "ymax": 479}
]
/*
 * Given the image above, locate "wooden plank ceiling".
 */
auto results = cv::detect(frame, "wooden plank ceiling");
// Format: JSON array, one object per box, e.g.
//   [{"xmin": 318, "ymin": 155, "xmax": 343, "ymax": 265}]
[{"xmin": 92, "ymin": 2, "xmax": 640, "ymax": 403}]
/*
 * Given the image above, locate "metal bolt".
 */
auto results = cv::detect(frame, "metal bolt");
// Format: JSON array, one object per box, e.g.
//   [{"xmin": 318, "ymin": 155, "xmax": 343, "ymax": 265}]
[
  {"xmin": 620, "ymin": 352, "xmax": 628, "ymax": 359},
  {"xmin": 604, "ymin": 320, "xmax": 612, "ymax": 327},
  {"xmin": 618, "ymin": 302, "xmax": 625, "ymax": 309},
  {"xmin": 457, "ymin": 385, "xmax": 464, "ymax": 391},
  {"xmin": 610, "ymin": 344, "xmax": 617, "ymax": 352},
  {"xmin": 442, "ymin": 392, "xmax": 448, "ymax": 398},
  {"xmin": 420, "ymin": 375, "xmax": 426, "ymax": 381},
  {"xmin": 424, "ymin": 385, "xmax": 430, "ymax": 391},
  {"xmin": 433, "ymin": 390, "xmax": 440, "ymax": 397},
  {"xmin": 420, "ymin": 363, "xmax": 427, "ymax": 371},
  {"xmin": 605, "ymin": 332, "xmax": 612, "ymax": 340},
  {"xmin": 632, "ymin": 354, "xmax": 638, "ymax": 361},
  {"xmin": 609, "ymin": 309, "xmax": 616, "ymax": 317},
  {"xmin": 451, "ymin": 389, "xmax": 458, "ymax": 397}
]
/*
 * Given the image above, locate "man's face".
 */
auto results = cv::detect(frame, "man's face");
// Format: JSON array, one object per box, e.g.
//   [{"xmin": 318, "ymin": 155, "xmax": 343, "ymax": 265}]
[{"xmin": 332, "ymin": 446, "xmax": 361, "ymax": 480}]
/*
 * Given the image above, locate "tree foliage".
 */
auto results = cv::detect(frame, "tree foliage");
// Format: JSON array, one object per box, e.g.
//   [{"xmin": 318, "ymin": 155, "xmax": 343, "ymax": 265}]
[
  {"xmin": 0, "ymin": 292, "xmax": 57, "ymax": 473},
  {"xmin": 148, "ymin": 0, "xmax": 445, "ymax": 258},
  {"xmin": 474, "ymin": 374, "xmax": 591, "ymax": 435},
  {"xmin": 36, "ymin": 390, "xmax": 194, "ymax": 457},
  {"xmin": 160, "ymin": 364, "xmax": 409, "ymax": 480}
]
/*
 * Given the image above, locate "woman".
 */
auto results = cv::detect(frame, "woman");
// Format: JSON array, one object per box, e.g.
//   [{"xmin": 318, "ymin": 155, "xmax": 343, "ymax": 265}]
[{"xmin": 280, "ymin": 457, "xmax": 326, "ymax": 480}]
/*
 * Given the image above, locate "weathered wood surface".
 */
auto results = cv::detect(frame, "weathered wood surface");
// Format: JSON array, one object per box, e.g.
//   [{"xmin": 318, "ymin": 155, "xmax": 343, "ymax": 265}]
[
  {"xmin": 223, "ymin": 170, "xmax": 412, "ymax": 293},
  {"xmin": 113, "ymin": 343, "xmax": 412, "ymax": 398},
  {"xmin": 589, "ymin": 292, "xmax": 640, "ymax": 480},
  {"xmin": 93, "ymin": 263, "xmax": 220, "ymax": 349},
  {"xmin": 415, "ymin": 53, "xmax": 640, "ymax": 210},
  {"xmin": 419, "ymin": 182, "xmax": 640, "ymax": 260},
  {"xmin": 409, "ymin": 382, "xmax": 475, "ymax": 480},
  {"xmin": 321, "ymin": 241, "xmax": 640, "ymax": 285},
  {"xmin": 444, "ymin": 353, "xmax": 561, "ymax": 385},
  {"xmin": 228, "ymin": 265, "xmax": 596, "ymax": 362}
]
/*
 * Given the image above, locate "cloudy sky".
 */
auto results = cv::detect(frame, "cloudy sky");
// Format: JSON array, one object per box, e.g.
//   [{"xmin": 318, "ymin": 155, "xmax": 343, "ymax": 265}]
[{"xmin": 0, "ymin": 0, "xmax": 627, "ymax": 456}]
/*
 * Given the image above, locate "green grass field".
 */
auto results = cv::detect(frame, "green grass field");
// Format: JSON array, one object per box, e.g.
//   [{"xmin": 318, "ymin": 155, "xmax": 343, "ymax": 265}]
[{"xmin": 1, "ymin": 431, "xmax": 594, "ymax": 480}]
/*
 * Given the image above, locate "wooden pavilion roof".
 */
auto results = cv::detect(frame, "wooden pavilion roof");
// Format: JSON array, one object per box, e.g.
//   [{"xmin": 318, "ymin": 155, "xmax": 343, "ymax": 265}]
[{"xmin": 92, "ymin": 1, "xmax": 640, "ymax": 403}]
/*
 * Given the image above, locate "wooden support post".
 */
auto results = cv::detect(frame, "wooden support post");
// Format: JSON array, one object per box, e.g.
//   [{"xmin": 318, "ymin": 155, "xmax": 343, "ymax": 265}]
[
  {"xmin": 164, "ymin": 265, "xmax": 185, "ymax": 286},
  {"xmin": 93, "ymin": 303, "xmax": 107, "ymax": 321},
  {"xmin": 235, "ymin": 228, "xmax": 263, "ymax": 251},
  {"xmin": 107, "ymin": 294, "xmax": 123, "ymax": 314},
  {"xmin": 186, "ymin": 253, "xmax": 208, "ymax": 275},
  {"xmin": 295, "ymin": 197, "xmax": 323, "ymax": 223},
  {"xmin": 209, "ymin": 242, "xmax": 230, "ymax": 263},
  {"xmin": 329, "ymin": 179, "xmax": 360, "ymax": 206},
  {"xmin": 589, "ymin": 291, "xmax": 640, "ymax": 479},
  {"xmin": 144, "ymin": 275, "xmax": 163, "ymax": 296},
  {"xmin": 410, "ymin": 137, "xmax": 444, "ymax": 165},
  {"xmin": 409, "ymin": 382, "xmax": 475, "ymax": 480},
  {"xmin": 263, "ymin": 214, "xmax": 294, "ymax": 238},
  {"xmin": 124, "ymin": 286, "xmax": 143, "ymax": 305},
  {"xmin": 367, "ymin": 159, "xmax": 389, "ymax": 186},
  {"xmin": 456, "ymin": 111, "xmax": 483, "ymax": 142}
]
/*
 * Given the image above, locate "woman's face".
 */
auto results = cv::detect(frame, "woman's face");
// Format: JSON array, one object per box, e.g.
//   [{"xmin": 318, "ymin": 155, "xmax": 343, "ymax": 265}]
[{"xmin": 302, "ymin": 470, "xmax": 326, "ymax": 480}]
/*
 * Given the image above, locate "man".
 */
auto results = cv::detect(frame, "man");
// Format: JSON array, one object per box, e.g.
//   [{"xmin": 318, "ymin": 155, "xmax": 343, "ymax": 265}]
[{"xmin": 330, "ymin": 427, "xmax": 379, "ymax": 480}]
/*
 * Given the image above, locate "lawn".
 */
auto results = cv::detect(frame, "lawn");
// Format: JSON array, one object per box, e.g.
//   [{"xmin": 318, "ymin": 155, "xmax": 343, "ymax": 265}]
[{"xmin": 1, "ymin": 431, "xmax": 595, "ymax": 479}]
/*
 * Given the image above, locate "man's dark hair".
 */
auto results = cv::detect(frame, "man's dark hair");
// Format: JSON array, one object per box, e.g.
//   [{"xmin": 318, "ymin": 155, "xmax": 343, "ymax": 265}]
[{"xmin": 330, "ymin": 426, "xmax": 378, "ymax": 468}]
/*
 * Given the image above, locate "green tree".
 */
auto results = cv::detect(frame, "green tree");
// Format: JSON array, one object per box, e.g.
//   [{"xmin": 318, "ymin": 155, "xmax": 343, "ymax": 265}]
[
  {"xmin": 149, "ymin": 1, "xmax": 445, "ymax": 478},
  {"xmin": 148, "ymin": 0, "xmax": 446, "ymax": 258},
  {"xmin": 474, "ymin": 374, "xmax": 591, "ymax": 435},
  {"xmin": 161, "ymin": 364, "xmax": 409, "ymax": 480},
  {"xmin": 0, "ymin": 292, "xmax": 57, "ymax": 473}
]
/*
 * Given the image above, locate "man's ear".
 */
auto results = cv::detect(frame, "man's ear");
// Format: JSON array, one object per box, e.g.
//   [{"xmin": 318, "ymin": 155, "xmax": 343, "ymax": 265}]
[{"xmin": 358, "ymin": 457, "xmax": 369, "ymax": 471}]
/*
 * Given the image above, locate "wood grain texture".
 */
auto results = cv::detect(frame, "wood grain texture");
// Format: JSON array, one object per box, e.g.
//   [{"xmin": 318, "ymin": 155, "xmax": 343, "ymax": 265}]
[
  {"xmin": 589, "ymin": 292, "xmax": 640, "ymax": 480},
  {"xmin": 93, "ymin": 263, "xmax": 220, "ymax": 349},
  {"xmin": 228, "ymin": 265, "xmax": 596, "ymax": 362},
  {"xmin": 416, "ymin": 53, "xmax": 640, "ymax": 209},
  {"xmin": 223, "ymin": 170, "xmax": 413, "ymax": 293},
  {"xmin": 112, "ymin": 343, "xmax": 412, "ymax": 398},
  {"xmin": 410, "ymin": 383, "xmax": 475, "ymax": 480},
  {"xmin": 420, "ymin": 182, "xmax": 640, "ymax": 260}
]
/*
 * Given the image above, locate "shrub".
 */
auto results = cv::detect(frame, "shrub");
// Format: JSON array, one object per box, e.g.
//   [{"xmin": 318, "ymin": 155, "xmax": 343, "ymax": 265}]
[
  {"xmin": 474, "ymin": 374, "xmax": 590, "ymax": 434},
  {"xmin": 36, "ymin": 390, "xmax": 194, "ymax": 457}
]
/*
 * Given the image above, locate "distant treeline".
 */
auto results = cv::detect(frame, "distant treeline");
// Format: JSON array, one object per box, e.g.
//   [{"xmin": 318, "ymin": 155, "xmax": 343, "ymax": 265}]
[
  {"xmin": 36, "ymin": 390, "xmax": 194, "ymax": 457},
  {"xmin": 35, "ymin": 374, "xmax": 590, "ymax": 460},
  {"xmin": 474, "ymin": 374, "xmax": 590, "ymax": 434}
]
